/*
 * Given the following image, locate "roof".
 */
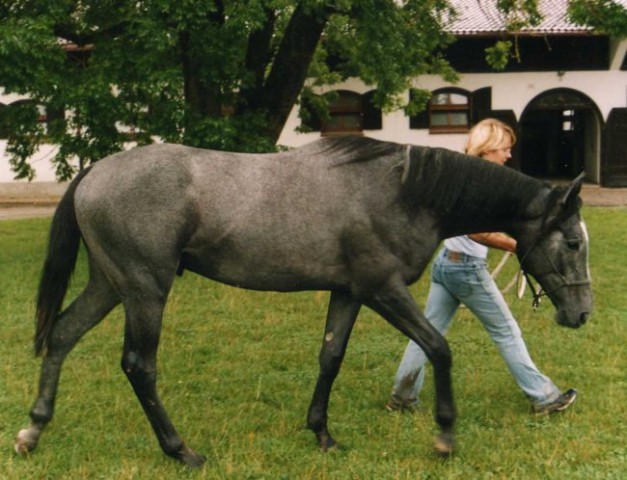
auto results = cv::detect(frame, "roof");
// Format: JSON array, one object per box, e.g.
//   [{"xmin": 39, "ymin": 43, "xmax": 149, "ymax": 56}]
[{"xmin": 443, "ymin": 0, "xmax": 604, "ymax": 35}]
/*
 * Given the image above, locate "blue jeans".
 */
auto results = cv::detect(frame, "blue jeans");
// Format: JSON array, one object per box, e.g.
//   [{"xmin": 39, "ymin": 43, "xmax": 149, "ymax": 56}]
[{"xmin": 391, "ymin": 248, "xmax": 562, "ymax": 406}]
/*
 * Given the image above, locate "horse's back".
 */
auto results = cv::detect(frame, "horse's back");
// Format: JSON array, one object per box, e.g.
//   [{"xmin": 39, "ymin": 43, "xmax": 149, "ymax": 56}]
[
  {"xmin": 71, "ymin": 140, "xmax": 409, "ymax": 291},
  {"xmin": 75, "ymin": 136, "xmax": 403, "ymax": 203}
]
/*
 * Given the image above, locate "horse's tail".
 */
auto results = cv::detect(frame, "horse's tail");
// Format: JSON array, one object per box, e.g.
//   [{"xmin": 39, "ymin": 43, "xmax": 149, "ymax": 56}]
[{"xmin": 34, "ymin": 166, "xmax": 92, "ymax": 356}]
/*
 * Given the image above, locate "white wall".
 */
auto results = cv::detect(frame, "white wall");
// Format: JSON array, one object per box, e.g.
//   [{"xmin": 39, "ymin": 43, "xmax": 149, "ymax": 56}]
[
  {"xmin": 278, "ymin": 68, "xmax": 627, "ymax": 150},
  {"xmin": 0, "ymin": 141, "xmax": 63, "ymax": 182}
]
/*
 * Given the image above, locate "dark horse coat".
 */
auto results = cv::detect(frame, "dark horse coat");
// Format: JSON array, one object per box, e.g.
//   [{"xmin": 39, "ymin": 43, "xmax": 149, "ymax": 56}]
[{"xmin": 16, "ymin": 136, "xmax": 592, "ymax": 466}]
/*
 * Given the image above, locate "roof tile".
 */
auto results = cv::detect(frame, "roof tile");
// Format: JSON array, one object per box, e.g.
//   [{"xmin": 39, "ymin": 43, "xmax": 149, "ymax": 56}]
[{"xmin": 442, "ymin": 0, "xmax": 621, "ymax": 35}]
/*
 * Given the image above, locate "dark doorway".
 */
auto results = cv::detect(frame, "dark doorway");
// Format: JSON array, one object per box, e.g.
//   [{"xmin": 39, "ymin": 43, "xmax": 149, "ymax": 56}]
[{"xmin": 520, "ymin": 90, "xmax": 601, "ymax": 183}]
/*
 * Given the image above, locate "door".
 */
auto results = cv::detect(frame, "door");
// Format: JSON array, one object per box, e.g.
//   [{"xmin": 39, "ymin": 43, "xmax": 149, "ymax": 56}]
[{"xmin": 602, "ymin": 108, "xmax": 627, "ymax": 187}]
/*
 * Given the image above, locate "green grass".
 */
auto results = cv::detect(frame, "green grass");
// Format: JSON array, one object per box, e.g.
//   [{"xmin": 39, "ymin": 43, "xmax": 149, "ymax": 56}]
[{"xmin": 0, "ymin": 207, "xmax": 625, "ymax": 479}]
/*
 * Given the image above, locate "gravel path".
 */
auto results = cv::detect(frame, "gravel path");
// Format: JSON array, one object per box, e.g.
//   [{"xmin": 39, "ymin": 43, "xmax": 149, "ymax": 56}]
[{"xmin": 0, "ymin": 205, "xmax": 57, "ymax": 220}]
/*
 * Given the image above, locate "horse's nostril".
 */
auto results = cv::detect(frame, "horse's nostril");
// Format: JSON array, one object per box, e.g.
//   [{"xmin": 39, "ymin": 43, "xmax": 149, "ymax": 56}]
[{"xmin": 580, "ymin": 312, "xmax": 589, "ymax": 325}]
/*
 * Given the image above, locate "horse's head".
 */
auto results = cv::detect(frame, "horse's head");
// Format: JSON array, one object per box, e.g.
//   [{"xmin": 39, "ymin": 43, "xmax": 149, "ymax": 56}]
[{"xmin": 515, "ymin": 173, "xmax": 592, "ymax": 328}]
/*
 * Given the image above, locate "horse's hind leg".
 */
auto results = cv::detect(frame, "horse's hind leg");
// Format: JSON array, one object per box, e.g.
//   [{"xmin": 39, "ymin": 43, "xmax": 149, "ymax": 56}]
[
  {"xmin": 15, "ymin": 261, "xmax": 120, "ymax": 455},
  {"xmin": 120, "ymin": 289, "xmax": 205, "ymax": 468},
  {"xmin": 307, "ymin": 291, "xmax": 361, "ymax": 450}
]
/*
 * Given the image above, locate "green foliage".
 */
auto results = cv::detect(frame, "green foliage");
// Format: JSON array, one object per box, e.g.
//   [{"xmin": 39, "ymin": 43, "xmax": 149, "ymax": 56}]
[
  {"xmin": 569, "ymin": 0, "xmax": 627, "ymax": 38},
  {"xmin": 182, "ymin": 111, "xmax": 279, "ymax": 153},
  {"xmin": 0, "ymin": 1, "xmax": 474, "ymax": 180},
  {"xmin": 485, "ymin": 40, "xmax": 514, "ymax": 71},
  {"xmin": 404, "ymin": 88, "xmax": 432, "ymax": 116},
  {"xmin": 0, "ymin": 206, "xmax": 625, "ymax": 478},
  {"xmin": 1, "ymin": 1, "xmax": 623, "ymax": 180},
  {"xmin": 3, "ymin": 101, "xmax": 44, "ymax": 181},
  {"xmin": 322, "ymin": 0, "xmax": 457, "ymax": 111}
]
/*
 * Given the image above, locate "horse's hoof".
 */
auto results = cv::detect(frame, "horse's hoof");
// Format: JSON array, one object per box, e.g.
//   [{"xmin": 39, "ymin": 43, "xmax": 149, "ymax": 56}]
[
  {"xmin": 316, "ymin": 433, "xmax": 337, "ymax": 452},
  {"xmin": 178, "ymin": 447, "xmax": 206, "ymax": 468},
  {"xmin": 320, "ymin": 441, "xmax": 339, "ymax": 453},
  {"xmin": 14, "ymin": 428, "xmax": 39, "ymax": 456},
  {"xmin": 433, "ymin": 432, "xmax": 454, "ymax": 458}
]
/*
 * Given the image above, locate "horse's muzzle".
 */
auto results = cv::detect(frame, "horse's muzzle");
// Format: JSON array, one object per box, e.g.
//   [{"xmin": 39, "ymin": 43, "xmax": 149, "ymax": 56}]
[{"xmin": 556, "ymin": 309, "xmax": 590, "ymax": 329}]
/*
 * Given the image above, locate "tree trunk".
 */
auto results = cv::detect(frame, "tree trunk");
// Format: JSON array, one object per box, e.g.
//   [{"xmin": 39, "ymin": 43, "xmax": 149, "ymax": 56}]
[
  {"xmin": 180, "ymin": 30, "xmax": 221, "ymax": 118},
  {"xmin": 253, "ymin": 4, "xmax": 330, "ymax": 143}
]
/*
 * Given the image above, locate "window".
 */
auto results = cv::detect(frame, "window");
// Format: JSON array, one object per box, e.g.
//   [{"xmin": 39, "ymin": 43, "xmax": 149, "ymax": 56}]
[
  {"xmin": 300, "ymin": 90, "xmax": 382, "ymax": 135},
  {"xmin": 429, "ymin": 90, "xmax": 470, "ymax": 133},
  {"xmin": 562, "ymin": 109, "xmax": 575, "ymax": 131},
  {"xmin": 322, "ymin": 90, "xmax": 363, "ymax": 135}
]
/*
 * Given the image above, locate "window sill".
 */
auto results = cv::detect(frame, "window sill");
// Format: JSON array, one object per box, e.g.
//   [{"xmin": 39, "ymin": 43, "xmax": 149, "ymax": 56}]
[
  {"xmin": 429, "ymin": 127, "xmax": 470, "ymax": 134},
  {"xmin": 321, "ymin": 130, "xmax": 364, "ymax": 137}
]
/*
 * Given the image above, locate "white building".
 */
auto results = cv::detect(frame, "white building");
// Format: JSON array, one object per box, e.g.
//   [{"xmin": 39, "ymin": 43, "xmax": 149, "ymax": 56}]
[{"xmin": 279, "ymin": 0, "xmax": 627, "ymax": 186}]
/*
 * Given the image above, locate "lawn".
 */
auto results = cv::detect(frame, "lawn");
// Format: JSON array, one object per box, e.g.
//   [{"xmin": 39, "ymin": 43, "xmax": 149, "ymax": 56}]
[{"xmin": 0, "ymin": 207, "xmax": 625, "ymax": 479}]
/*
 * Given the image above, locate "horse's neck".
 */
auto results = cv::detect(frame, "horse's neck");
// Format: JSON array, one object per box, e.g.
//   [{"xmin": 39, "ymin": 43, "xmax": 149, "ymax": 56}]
[
  {"xmin": 410, "ymin": 152, "xmax": 544, "ymax": 237},
  {"xmin": 439, "ymin": 199, "xmax": 520, "ymax": 238},
  {"xmin": 442, "ymin": 178, "xmax": 537, "ymax": 237}
]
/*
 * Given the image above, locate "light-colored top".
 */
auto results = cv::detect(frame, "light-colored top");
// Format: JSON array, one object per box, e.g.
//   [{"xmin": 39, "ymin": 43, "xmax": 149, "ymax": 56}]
[{"xmin": 444, "ymin": 235, "xmax": 488, "ymax": 259}]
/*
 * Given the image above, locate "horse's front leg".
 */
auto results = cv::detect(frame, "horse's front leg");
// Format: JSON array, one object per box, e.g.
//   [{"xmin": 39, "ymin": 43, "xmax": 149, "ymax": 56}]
[
  {"xmin": 307, "ymin": 290, "xmax": 361, "ymax": 450},
  {"xmin": 366, "ymin": 275, "xmax": 455, "ymax": 457}
]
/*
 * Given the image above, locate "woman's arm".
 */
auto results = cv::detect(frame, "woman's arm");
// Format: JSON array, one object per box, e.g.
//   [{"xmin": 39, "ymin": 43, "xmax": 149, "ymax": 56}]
[{"xmin": 469, "ymin": 232, "xmax": 516, "ymax": 253}]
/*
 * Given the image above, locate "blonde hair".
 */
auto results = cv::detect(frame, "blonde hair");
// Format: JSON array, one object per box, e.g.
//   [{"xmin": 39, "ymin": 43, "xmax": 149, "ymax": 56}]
[{"xmin": 464, "ymin": 118, "xmax": 516, "ymax": 157}]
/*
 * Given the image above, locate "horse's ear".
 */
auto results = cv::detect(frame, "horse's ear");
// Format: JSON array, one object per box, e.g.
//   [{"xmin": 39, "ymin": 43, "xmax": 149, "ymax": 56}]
[
  {"xmin": 560, "ymin": 171, "xmax": 585, "ymax": 209},
  {"xmin": 540, "ymin": 171, "xmax": 585, "ymax": 231}
]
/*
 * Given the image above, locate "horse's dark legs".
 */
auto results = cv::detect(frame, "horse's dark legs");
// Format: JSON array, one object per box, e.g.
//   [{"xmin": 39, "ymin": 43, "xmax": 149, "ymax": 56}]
[
  {"xmin": 120, "ymin": 293, "xmax": 205, "ymax": 468},
  {"xmin": 307, "ymin": 291, "xmax": 361, "ymax": 450},
  {"xmin": 15, "ymin": 266, "xmax": 120, "ymax": 455},
  {"xmin": 366, "ymin": 276, "xmax": 456, "ymax": 456}
]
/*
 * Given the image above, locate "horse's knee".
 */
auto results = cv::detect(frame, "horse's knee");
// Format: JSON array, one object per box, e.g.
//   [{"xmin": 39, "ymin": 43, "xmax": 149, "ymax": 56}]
[
  {"xmin": 319, "ymin": 336, "xmax": 347, "ymax": 373},
  {"xmin": 121, "ymin": 351, "xmax": 156, "ymax": 385},
  {"xmin": 319, "ymin": 352, "xmax": 343, "ymax": 377}
]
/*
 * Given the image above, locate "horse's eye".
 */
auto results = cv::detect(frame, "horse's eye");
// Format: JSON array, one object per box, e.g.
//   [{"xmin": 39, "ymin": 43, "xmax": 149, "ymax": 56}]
[{"xmin": 566, "ymin": 240, "xmax": 579, "ymax": 251}]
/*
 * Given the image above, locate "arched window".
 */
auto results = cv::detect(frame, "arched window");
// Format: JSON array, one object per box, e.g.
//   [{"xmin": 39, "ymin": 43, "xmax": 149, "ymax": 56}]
[
  {"xmin": 429, "ymin": 89, "xmax": 471, "ymax": 133},
  {"xmin": 300, "ymin": 90, "xmax": 382, "ymax": 135},
  {"xmin": 322, "ymin": 90, "xmax": 363, "ymax": 135}
]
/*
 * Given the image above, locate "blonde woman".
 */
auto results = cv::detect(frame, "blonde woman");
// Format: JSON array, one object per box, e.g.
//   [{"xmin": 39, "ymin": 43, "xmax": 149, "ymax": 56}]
[{"xmin": 386, "ymin": 118, "xmax": 577, "ymax": 415}]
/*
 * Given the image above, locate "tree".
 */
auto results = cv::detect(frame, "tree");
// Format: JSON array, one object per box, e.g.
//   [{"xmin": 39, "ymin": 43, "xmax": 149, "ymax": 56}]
[
  {"xmin": 569, "ymin": 0, "xmax": 627, "ymax": 37},
  {"xmin": 0, "ymin": 1, "xmax": 625, "ymax": 180}
]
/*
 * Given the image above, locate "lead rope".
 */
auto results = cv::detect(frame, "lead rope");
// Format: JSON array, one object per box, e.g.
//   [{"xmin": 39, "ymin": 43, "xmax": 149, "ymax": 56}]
[
  {"xmin": 491, "ymin": 251, "xmax": 543, "ymax": 309},
  {"xmin": 522, "ymin": 271, "xmax": 544, "ymax": 309}
]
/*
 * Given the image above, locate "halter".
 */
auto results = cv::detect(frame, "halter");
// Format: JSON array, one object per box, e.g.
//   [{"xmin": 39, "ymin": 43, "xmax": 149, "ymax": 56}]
[
  {"xmin": 518, "ymin": 239, "xmax": 591, "ymax": 310},
  {"xmin": 521, "ymin": 271, "xmax": 547, "ymax": 310}
]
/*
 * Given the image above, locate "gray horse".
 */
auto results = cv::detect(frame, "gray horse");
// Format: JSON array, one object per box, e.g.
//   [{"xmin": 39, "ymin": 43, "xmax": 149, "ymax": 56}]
[{"xmin": 15, "ymin": 136, "xmax": 592, "ymax": 466}]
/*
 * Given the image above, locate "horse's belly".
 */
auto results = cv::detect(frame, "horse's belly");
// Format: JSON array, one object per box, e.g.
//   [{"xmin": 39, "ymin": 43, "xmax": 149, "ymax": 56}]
[{"xmin": 182, "ymin": 247, "xmax": 348, "ymax": 292}]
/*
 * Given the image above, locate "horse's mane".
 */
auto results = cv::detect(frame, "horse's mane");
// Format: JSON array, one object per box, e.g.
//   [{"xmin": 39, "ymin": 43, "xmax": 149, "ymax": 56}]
[
  {"xmin": 296, "ymin": 136, "xmax": 546, "ymax": 224},
  {"xmin": 299, "ymin": 135, "xmax": 405, "ymax": 165},
  {"xmin": 401, "ymin": 146, "xmax": 546, "ymax": 222}
]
